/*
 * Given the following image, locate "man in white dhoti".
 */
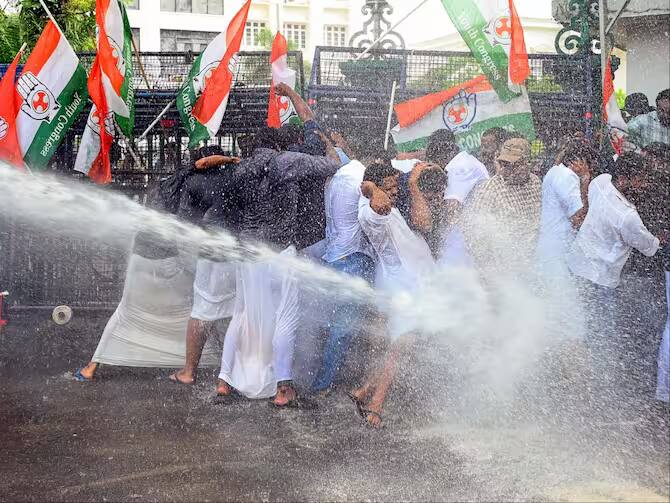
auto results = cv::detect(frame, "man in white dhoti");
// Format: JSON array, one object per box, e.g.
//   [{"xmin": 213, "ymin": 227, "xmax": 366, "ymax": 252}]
[
  {"xmin": 75, "ymin": 150, "xmax": 239, "ymax": 381},
  {"xmin": 348, "ymin": 161, "xmax": 435, "ymax": 428},
  {"xmin": 211, "ymin": 124, "xmax": 340, "ymax": 406}
]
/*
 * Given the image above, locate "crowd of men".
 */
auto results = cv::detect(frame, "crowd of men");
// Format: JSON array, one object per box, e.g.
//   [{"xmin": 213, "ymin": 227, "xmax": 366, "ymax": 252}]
[{"xmin": 74, "ymin": 85, "xmax": 670, "ymax": 428}]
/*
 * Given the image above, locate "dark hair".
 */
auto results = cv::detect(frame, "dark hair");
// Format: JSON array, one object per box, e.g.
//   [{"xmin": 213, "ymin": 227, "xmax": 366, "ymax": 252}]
[
  {"xmin": 656, "ymin": 88, "xmax": 670, "ymax": 105},
  {"xmin": 277, "ymin": 124, "xmax": 303, "ymax": 150},
  {"xmin": 417, "ymin": 168, "xmax": 448, "ymax": 193},
  {"xmin": 481, "ymin": 127, "xmax": 509, "ymax": 144},
  {"xmin": 363, "ymin": 160, "xmax": 401, "ymax": 186},
  {"xmin": 192, "ymin": 145, "xmax": 225, "ymax": 162},
  {"xmin": 612, "ymin": 152, "xmax": 644, "ymax": 179},
  {"xmin": 562, "ymin": 142, "xmax": 596, "ymax": 166},
  {"xmin": 253, "ymin": 126, "xmax": 279, "ymax": 150},
  {"xmin": 425, "ymin": 129, "xmax": 459, "ymax": 166}
]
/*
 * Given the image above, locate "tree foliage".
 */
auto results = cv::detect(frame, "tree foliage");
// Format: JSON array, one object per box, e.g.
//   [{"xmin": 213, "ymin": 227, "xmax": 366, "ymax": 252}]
[{"xmin": 0, "ymin": 0, "xmax": 100, "ymax": 63}]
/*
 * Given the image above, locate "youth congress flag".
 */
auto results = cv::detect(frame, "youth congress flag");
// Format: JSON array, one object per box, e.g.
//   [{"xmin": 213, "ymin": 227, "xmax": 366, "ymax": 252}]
[
  {"xmin": 75, "ymin": 0, "xmax": 135, "ymax": 184},
  {"xmin": 0, "ymin": 49, "xmax": 25, "ymax": 169},
  {"xmin": 603, "ymin": 57, "xmax": 627, "ymax": 155},
  {"xmin": 440, "ymin": 0, "xmax": 529, "ymax": 103},
  {"xmin": 14, "ymin": 21, "xmax": 88, "ymax": 170},
  {"xmin": 178, "ymin": 0, "xmax": 251, "ymax": 149},
  {"xmin": 267, "ymin": 32, "xmax": 297, "ymax": 128},
  {"xmin": 391, "ymin": 74, "xmax": 535, "ymax": 153}
]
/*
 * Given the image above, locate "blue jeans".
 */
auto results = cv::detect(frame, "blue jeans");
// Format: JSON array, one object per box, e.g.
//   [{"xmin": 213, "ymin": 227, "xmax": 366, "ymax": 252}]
[{"xmin": 312, "ymin": 253, "xmax": 375, "ymax": 392}]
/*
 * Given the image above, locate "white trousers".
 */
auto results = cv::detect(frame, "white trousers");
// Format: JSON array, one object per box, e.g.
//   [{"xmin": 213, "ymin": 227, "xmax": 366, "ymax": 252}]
[
  {"xmin": 219, "ymin": 247, "xmax": 300, "ymax": 399},
  {"xmin": 656, "ymin": 271, "xmax": 669, "ymax": 403}
]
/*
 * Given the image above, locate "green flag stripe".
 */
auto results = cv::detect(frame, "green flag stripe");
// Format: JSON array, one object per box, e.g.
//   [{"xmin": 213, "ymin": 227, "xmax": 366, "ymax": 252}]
[
  {"xmin": 439, "ymin": 0, "xmax": 517, "ymax": 103},
  {"xmin": 115, "ymin": 0, "xmax": 135, "ymax": 137},
  {"xmin": 395, "ymin": 113, "xmax": 536, "ymax": 153},
  {"xmin": 23, "ymin": 66, "xmax": 89, "ymax": 170},
  {"xmin": 176, "ymin": 53, "xmax": 212, "ymax": 149}
]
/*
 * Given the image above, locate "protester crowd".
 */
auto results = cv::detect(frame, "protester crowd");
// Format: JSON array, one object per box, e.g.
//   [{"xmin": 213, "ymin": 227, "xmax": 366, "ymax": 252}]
[{"xmin": 74, "ymin": 85, "xmax": 670, "ymax": 428}]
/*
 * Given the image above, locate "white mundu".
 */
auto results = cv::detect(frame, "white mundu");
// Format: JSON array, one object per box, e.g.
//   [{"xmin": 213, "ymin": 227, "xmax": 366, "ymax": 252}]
[
  {"xmin": 219, "ymin": 247, "xmax": 300, "ymax": 399},
  {"xmin": 358, "ymin": 199, "xmax": 435, "ymax": 338},
  {"xmin": 568, "ymin": 174, "xmax": 660, "ymax": 288},
  {"xmin": 93, "ymin": 254, "xmax": 219, "ymax": 368}
]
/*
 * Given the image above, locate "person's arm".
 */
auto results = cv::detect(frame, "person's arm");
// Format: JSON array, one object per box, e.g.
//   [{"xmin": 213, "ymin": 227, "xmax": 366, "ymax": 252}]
[
  {"xmin": 316, "ymin": 130, "xmax": 340, "ymax": 163},
  {"xmin": 565, "ymin": 160, "xmax": 591, "ymax": 229},
  {"xmin": 195, "ymin": 155, "xmax": 240, "ymax": 170},
  {"xmin": 329, "ymin": 131, "xmax": 355, "ymax": 160},
  {"xmin": 361, "ymin": 181, "xmax": 392, "ymax": 216},
  {"xmin": 408, "ymin": 163, "xmax": 434, "ymax": 233},
  {"xmin": 279, "ymin": 151, "xmax": 339, "ymax": 185},
  {"xmin": 275, "ymin": 83, "xmax": 314, "ymax": 123},
  {"xmin": 620, "ymin": 211, "xmax": 661, "ymax": 257}
]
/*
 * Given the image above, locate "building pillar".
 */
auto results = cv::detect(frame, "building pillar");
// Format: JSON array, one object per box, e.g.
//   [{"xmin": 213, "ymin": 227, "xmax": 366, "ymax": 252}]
[{"xmin": 307, "ymin": 1, "xmax": 324, "ymax": 61}]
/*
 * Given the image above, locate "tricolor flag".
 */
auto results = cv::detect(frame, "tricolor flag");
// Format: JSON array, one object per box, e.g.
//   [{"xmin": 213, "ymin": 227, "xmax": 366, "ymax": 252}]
[
  {"xmin": 75, "ymin": 0, "xmax": 135, "ymax": 184},
  {"xmin": 391, "ymin": 74, "xmax": 535, "ymax": 153},
  {"xmin": 178, "ymin": 0, "xmax": 251, "ymax": 149},
  {"xmin": 440, "ymin": 0, "xmax": 529, "ymax": 103},
  {"xmin": 15, "ymin": 21, "xmax": 88, "ymax": 170},
  {"xmin": 0, "ymin": 49, "xmax": 25, "ymax": 169},
  {"xmin": 267, "ymin": 32, "xmax": 297, "ymax": 128},
  {"xmin": 603, "ymin": 56, "xmax": 627, "ymax": 155}
]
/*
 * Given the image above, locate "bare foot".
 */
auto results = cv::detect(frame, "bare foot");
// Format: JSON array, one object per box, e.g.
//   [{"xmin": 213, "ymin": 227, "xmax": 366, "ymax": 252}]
[
  {"xmin": 362, "ymin": 402, "xmax": 384, "ymax": 429},
  {"xmin": 216, "ymin": 379, "xmax": 232, "ymax": 396},
  {"xmin": 273, "ymin": 383, "xmax": 297, "ymax": 406},
  {"xmin": 169, "ymin": 369, "xmax": 196, "ymax": 385},
  {"xmin": 76, "ymin": 362, "xmax": 98, "ymax": 381},
  {"xmin": 351, "ymin": 383, "xmax": 374, "ymax": 403}
]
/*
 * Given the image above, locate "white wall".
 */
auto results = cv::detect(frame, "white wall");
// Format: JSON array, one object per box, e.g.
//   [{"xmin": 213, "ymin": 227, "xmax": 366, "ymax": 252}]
[{"xmin": 620, "ymin": 17, "xmax": 670, "ymax": 102}]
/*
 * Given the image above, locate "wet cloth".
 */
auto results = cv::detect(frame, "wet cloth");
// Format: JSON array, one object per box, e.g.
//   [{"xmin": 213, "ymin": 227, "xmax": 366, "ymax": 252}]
[
  {"xmin": 656, "ymin": 271, "xmax": 669, "ymax": 403},
  {"xmin": 322, "ymin": 160, "xmax": 373, "ymax": 263},
  {"xmin": 92, "ymin": 254, "xmax": 220, "ymax": 368},
  {"xmin": 460, "ymin": 174, "xmax": 542, "ymax": 273},
  {"xmin": 439, "ymin": 152, "xmax": 490, "ymax": 268},
  {"xmin": 219, "ymin": 247, "xmax": 300, "ymax": 399},
  {"xmin": 536, "ymin": 163, "xmax": 583, "ymax": 275},
  {"xmin": 627, "ymin": 111, "xmax": 670, "ymax": 147},
  {"xmin": 358, "ymin": 199, "xmax": 435, "ymax": 338},
  {"xmin": 567, "ymin": 174, "xmax": 660, "ymax": 288},
  {"xmin": 190, "ymin": 259, "xmax": 236, "ymax": 321}
]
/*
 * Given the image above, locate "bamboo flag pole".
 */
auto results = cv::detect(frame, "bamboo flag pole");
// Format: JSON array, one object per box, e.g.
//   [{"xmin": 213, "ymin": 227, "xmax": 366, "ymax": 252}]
[
  {"xmin": 130, "ymin": 34, "xmax": 152, "ymax": 91},
  {"xmin": 38, "ymin": 0, "xmax": 66, "ymax": 37},
  {"xmin": 384, "ymin": 80, "xmax": 398, "ymax": 151}
]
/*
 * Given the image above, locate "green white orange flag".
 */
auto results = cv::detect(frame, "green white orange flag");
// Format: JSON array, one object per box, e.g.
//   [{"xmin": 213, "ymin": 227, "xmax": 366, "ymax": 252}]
[
  {"xmin": 0, "ymin": 49, "xmax": 25, "ymax": 169},
  {"xmin": 178, "ymin": 0, "xmax": 251, "ymax": 148},
  {"xmin": 391, "ymin": 74, "xmax": 535, "ymax": 152},
  {"xmin": 14, "ymin": 21, "xmax": 88, "ymax": 170},
  {"xmin": 267, "ymin": 32, "xmax": 297, "ymax": 128},
  {"xmin": 440, "ymin": 0, "xmax": 529, "ymax": 103},
  {"xmin": 75, "ymin": 0, "xmax": 135, "ymax": 184},
  {"xmin": 603, "ymin": 57, "xmax": 627, "ymax": 155}
]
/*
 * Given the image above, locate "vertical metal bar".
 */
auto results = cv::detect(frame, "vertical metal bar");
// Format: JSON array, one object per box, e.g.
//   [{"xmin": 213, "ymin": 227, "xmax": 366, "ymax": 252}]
[{"xmin": 599, "ymin": 0, "xmax": 609, "ymax": 148}]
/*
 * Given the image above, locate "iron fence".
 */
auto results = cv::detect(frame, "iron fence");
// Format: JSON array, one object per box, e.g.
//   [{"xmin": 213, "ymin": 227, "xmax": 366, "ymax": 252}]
[{"xmin": 1, "ymin": 47, "xmax": 595, "ymax": 310}]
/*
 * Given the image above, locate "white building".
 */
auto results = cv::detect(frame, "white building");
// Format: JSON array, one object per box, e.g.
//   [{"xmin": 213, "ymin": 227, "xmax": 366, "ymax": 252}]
[
  {"xmin": 127, "ymin": 0, "xmax": 356, "ymax": 61},
  {"xmin": 351, "ymin": 0, "xmax": 564, "ymax": 54}
]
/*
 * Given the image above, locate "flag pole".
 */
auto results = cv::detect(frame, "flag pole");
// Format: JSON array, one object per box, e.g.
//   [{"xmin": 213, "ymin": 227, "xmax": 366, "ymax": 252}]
[
  {"xmin": 130, "ymin": 34, "xmax": 152, "ymax": 91},
  {"xmin": 138, "ymin": 99, "xmax": 175, "ymax": 141},
  {"xmin": 115, "ymin": 123, "xmax": 143, "ymax": 168},
  {"xmin": 355, "ymin": 0, "xmax": 430, "ymax": 61},
  {"xmin": 384, "ymin": 80, "xmax": 398, "ymax": 151},
  {"xmin": 37, "ymin": 0, "xmax": 66, "ymax": 38}
]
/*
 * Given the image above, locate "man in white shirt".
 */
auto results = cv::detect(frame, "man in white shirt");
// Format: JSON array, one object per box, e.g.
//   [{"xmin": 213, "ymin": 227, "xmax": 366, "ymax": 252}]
[
  {"xmin": 347, "ymin": 161, "xmax": 435, "ymax": 428},
  {"xmin": 423, "ymin": 129, "xmax": 490, "ymax": 267},
  {"xmin": 311, "ymin": 153, "xmax": 378, "ymax": 394},
  {"xmin": 567, "ymin": 157, "xmax": 660, "ymax": 290},
  {"xmin": 536, "ymin": 142, "xmax": 593, "ymax": 276}
]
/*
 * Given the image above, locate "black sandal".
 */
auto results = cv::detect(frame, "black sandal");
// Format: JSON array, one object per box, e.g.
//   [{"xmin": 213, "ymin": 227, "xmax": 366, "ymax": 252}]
[
  {"xmin": 345, "ymin": 391, "xmax": 366, "ymax": 419},
  {"xmin": 270, "ymin": 381, "xmax": 318, "ymax": 410},
  {"xmin": 360, "ymin": 409, "xmax": 384, "ymax": 429},
  {"xmin": 213, "ymin": 388, "xmax": 245, "ymax": 405}
]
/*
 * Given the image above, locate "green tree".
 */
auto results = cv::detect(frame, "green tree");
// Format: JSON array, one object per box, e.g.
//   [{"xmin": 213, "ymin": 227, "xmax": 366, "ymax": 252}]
[{"xmin": 0, "ymin": 0, "xmax": 138, "ymax": 62}]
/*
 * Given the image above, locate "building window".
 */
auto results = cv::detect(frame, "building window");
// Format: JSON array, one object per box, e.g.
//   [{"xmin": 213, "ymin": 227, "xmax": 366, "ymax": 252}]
[
  {"xmin": 284, "ymin": 23, "xmax": 306, "ymax": 49},
  {"xmin": 244, "ymin": 21, "xmax": 266, "ymax": 48},
  {"xmin": 131, "ymin": 28, "xmax": 140, "ymax": 51},
  {"xmin": 160, "ymin": 0, "xmax": 224, "ymax": 14},
  {"xmin": 160, "ymin": 30, "xmax": 219, "ymax": 52},
  {"xmin": 324, "ymin": 25, "xmax": 347, "ymax": 47}
]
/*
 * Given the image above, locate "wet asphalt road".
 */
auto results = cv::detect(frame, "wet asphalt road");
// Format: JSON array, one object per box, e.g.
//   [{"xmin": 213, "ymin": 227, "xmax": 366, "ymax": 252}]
[{"xmin": 1, "ymin": 312, "xmax": 669, "ymax": 502}]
